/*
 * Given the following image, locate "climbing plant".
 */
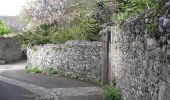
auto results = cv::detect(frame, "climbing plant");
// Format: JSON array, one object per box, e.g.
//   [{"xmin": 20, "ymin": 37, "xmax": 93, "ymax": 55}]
[{"xmin": 113, "ymin": 0, "xmax": 158, "ymax": 23}]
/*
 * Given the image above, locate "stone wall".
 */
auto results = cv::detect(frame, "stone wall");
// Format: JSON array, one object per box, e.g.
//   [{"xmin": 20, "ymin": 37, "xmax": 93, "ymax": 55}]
[
  {"xmin": 0, "ymin": 35, "xmax": 22, "ymax": 64},
  {"xmin": 27, "ymin": 40, "xmax": 103, "ymax": 83},
  {"xmin": 112, "ymin": 24, "xmax": 170, "ymax": 99}
]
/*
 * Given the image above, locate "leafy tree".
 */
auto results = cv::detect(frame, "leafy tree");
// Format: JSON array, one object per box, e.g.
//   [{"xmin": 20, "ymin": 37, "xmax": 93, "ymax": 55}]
[
  {"xmin": 20, "ymin": 0, "xmax": 97, "ymax": 29},
  {"xmin": 0, "ymin": 19, "xmax": 12, "ymax": 35},
  {"xmin": 18, "ymin": 0, "xmax": 109, "ymax": 45}
]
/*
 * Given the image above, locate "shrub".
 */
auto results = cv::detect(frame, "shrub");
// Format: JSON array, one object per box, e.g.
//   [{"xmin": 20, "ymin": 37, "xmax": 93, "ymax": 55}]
[
  {"xmin": 0, "ymin": 19, "xmax": 12, "ymax": 35},
  {"xmin": 50, "ymin": 17, "xmax": 100, "ymax": 44},
  {"xmin": 103, "ymin": 85, "xmax": 121, "ymax": 100},
  {"xmin": 18, "ymin": 24, "xmax": 52, "ymax": 46},
  {"xmin": 26, "ymin": 66, "xmax": 42, "ymax": 73},
  {"xmin": 19, "ymin": 17, "xmax": 100, "ymax": 45},
  {"xmin": 18, "ymin": 0, "xmax": 103, "ymax": 46}
]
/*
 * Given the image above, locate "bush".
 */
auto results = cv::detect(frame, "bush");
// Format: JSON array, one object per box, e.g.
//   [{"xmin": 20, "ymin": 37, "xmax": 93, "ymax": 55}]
[
  {"xmin": 19, "ymin": 17, "xmax": 100, "ymax": 45},
  {"xmin": 18, "ymin": 0, "xmax": 103, "ymax": 46},
  {"xmin": 0, "ymin": 19, "xmax": 12, "ymax": 35},
  {"xmin": 50, "ymin": 17, "xmax": 100, "ymax": 44},
  {"xmin": 103, "ymin": 86, "xmax": 121, "ymax": 100},
  {"xmin": 26, "ymin": 66, "xmax": 42, "ymax": 73},
  {"xmin": 18, "ymin": 24, "xmax": 52, "ymax": 46}
]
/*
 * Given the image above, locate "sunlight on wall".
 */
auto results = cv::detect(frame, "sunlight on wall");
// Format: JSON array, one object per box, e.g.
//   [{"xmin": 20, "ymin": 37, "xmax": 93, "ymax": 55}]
[{"xmin": 0, "ymin": 0, "xmax": 27, "ymax": 16}]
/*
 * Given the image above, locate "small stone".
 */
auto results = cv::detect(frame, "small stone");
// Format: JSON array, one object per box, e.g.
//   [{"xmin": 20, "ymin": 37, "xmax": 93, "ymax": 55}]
[{"xmin": 147, "ymin": 39, "xmax": 156, "ymax": 46}]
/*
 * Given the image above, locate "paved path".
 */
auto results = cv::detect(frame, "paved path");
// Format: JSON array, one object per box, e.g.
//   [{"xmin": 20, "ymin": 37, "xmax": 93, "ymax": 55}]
[
  {"xmin": 0, "ymin": 81, "xmax": 35, "ymax": 100},
  {"xmin": 0, "ymin": 61, "xmax": 103, "ymax": 100},
  {"xmin": 1, "ymin": 70, "xmax": 95, "ymax": 88}
]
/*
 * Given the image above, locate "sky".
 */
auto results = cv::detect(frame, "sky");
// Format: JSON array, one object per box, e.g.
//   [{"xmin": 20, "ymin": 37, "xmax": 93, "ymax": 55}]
[{"xmin": 0, "ymin": 0, "xmax": 27, "ymax": 16}]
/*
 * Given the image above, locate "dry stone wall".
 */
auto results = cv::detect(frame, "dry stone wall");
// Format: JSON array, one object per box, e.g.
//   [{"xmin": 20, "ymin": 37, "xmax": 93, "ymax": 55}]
[
  {"xmin": 112, "ymin": 24, "xmax": 170, "ymax": 100},
  {"xmin": 27, "ymin": 40, "xmax": 103, "ymax": 83},
  {"xmin": 0, "ymin": 35, "xmax": 22, "ymax": 64},
  {"xmin": 111, "ymin": 1, "xmax": 170, "ymax": 99}
]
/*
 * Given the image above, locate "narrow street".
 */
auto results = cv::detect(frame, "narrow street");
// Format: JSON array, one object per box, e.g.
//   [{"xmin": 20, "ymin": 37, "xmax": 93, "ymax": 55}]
[
  {"xmin": 0, "ymin": 81, "xmax": 34, "ymax": 100},
  {"xmin": 0, "ymin": 61, "xmax": 103, "ymax": 100}
]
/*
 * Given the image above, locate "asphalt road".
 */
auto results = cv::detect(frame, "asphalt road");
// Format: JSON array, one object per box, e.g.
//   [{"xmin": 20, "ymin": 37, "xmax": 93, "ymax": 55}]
[
  {"xmin": 1, "ymin": 70, "xmax": 103, "ymax": 100},
  {"xmin": 58, "ymin": 95, "xmax": 103, "ymax": 100},
  {"xmin": 0, "ymin": 81, "xmax": 35, "ymax": 100},
  {"xmin": 1, "ymin": 70, "xmax": 97, "ymax": 89}
]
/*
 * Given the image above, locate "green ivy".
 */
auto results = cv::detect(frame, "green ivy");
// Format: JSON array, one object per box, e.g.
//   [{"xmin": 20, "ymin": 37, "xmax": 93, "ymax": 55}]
[{"xmin": 114, "ymin": 0, "xmax": 158, "ymax": 23}]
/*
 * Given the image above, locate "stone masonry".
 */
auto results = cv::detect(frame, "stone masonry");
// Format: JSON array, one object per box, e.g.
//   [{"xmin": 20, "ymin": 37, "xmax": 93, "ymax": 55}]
[
  {"xmin": 27, "ymin": 40, "xmax": 103, "ymax": 83},
  {"xmin": 0, "ymin": 35, "xmax": 22, "ymax": 64},
  {"xmin": 111, "ymin": 1, "xmax": 170, "ymax": 100},
  {"xmin": 112, "ymin": 24, "xmax": 170, "ymax": 100}
]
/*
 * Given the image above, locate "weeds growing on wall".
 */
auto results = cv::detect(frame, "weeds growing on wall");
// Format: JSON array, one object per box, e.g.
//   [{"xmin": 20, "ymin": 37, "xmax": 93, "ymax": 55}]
[
  {"xmin": 103, "ymin": 85, "xmax": 121, "ymax": 100},
  {"xmin": 47, "ymin": 68, "xmax": 60, "ymax": 76}
]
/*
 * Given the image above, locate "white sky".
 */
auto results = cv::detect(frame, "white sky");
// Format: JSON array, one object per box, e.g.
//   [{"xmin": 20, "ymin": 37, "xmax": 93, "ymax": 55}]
[{"xmin": 0, "ymin": 0, "xmax": 27, "ymax": 16}]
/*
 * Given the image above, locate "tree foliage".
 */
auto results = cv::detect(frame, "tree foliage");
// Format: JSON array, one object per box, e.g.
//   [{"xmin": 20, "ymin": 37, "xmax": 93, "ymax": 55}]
[
  {"xmin": 20, "ymin": 0, "xmax": 97, "ymax": 29},
  {"xmin": 0, "ymin": 19, "xmax": 12, "ymax": 35},
  {"xmin": 18, "ymin": 0, "xmax": 114, "ymax": 45}
]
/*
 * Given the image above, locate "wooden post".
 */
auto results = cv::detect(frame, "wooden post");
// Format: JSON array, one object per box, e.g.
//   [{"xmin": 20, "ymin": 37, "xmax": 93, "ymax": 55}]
[
  {"xmin": 101, "ymin": 32, "xmax": 108, "ymax": 85},
  {"xmin": 101, "ymin": 26, "xmax": 112, "ymax": 85},
  {"xmin": 108, "ymin": 31, "xmax": 112, "ymax": 85}
]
